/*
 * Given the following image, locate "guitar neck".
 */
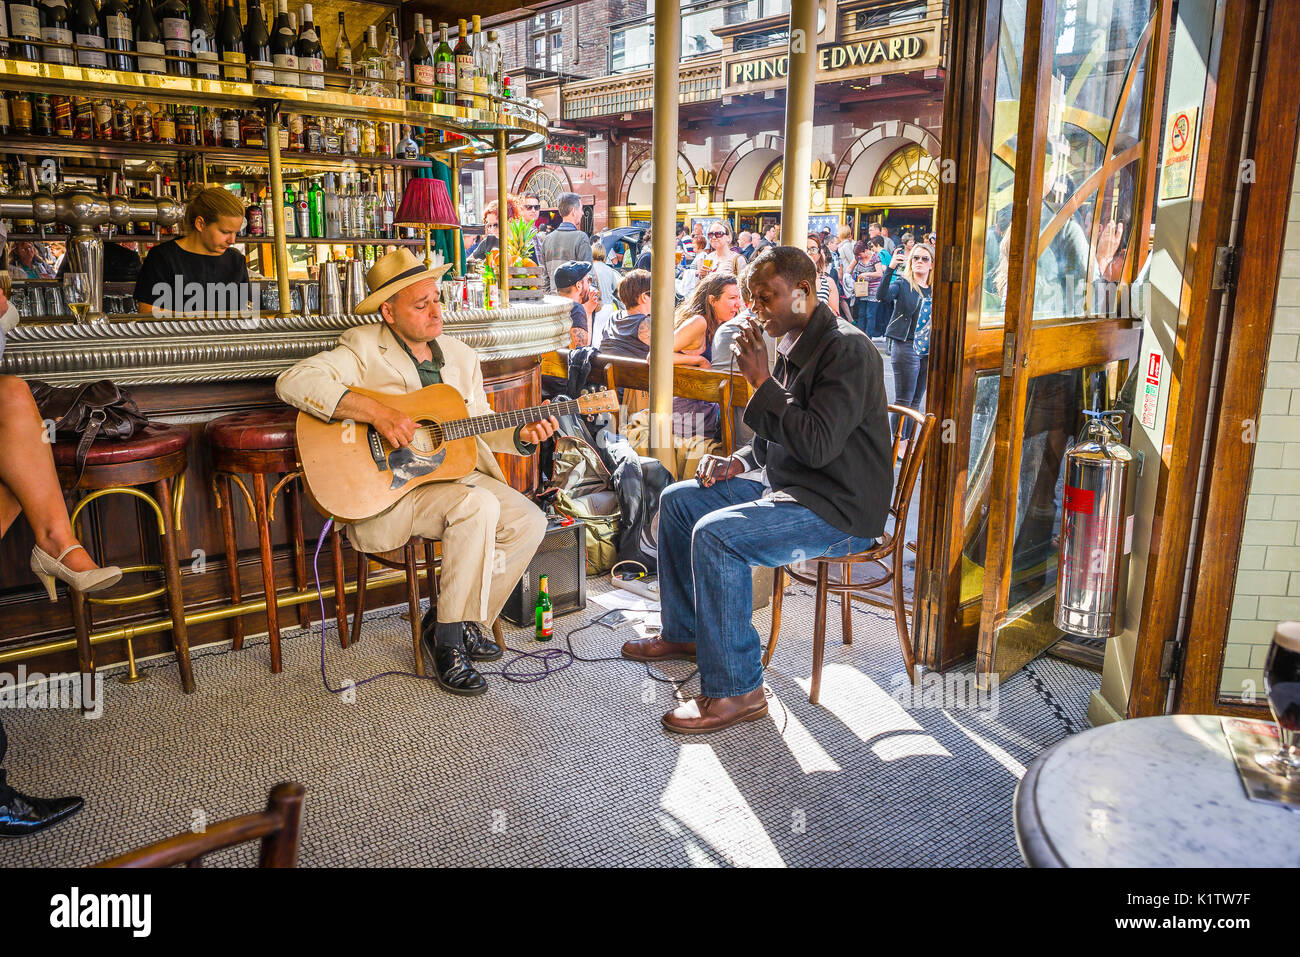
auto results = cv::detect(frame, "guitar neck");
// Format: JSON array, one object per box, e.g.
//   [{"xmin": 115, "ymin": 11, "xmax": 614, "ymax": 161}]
[{"xmin": 442, "ymin": 397, "xmax": 585, "ymax": 442}]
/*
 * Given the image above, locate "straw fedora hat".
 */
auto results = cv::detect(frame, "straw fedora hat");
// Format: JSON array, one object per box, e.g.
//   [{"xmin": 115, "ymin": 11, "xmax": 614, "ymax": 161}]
[{"xmin": 356, "ymin": 247, "xmax": 454, "ymax": 315}]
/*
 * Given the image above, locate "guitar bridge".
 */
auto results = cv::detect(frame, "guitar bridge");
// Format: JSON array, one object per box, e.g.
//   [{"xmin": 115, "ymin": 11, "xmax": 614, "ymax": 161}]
[{"xmin": 367, "ymin": 427, "xmax": 388, "ymax": 472}]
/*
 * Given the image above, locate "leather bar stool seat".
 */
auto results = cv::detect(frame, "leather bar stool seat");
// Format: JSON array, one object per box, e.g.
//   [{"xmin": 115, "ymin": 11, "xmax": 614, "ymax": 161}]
[
  {"xmin": 205, "ymin": 408, "xmax": 348, "ymax": 674},
  {"xmin": 53, "ymin": 422, "xmax": 196, "ymax": 694}
]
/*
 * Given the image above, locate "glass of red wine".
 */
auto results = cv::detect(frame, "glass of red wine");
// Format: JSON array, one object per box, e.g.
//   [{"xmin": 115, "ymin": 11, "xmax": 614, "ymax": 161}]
[{"xmin": 1255, "ymin": 621, "xmax": 1300, "ymax": 778}]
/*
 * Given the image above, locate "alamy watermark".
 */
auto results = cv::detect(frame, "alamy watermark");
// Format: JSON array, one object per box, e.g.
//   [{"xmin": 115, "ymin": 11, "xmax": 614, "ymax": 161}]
[
  {"xmin": 0, "ymin": 666, "xmax": 104, "ymax": 719},
  {"xmin": 891, "ymin": 668, "xmax": 1000, "ymax": 720}
]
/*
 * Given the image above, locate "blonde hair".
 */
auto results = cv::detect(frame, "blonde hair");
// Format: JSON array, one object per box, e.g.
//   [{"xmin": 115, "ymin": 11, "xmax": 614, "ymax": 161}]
[
  {"xmin": 185, "ymin": 186, "xmax": 246, "ymax": 230},
  {"xmin": 591, "ymin": 241, "xmax": 605, "ymax": 262},
  {"xmin": 837, "ymin": 224, "xmax": 853, "ymax": 241},
  {"xmin": 900, "ymin": 242, "xmax": 935, "ymax": 296}
]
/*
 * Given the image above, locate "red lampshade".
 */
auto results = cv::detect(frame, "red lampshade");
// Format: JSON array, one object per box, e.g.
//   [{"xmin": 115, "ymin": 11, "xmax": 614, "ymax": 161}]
[{"xmin": 394, "ymin": 177, "xmax": 460, "ymax": 230}]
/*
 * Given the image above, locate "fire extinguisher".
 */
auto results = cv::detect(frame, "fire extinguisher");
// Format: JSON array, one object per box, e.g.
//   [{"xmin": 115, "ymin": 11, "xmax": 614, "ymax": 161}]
[{"xmin": 1055, "ymin": 409, "xmax": 1137, "ymax": 639}]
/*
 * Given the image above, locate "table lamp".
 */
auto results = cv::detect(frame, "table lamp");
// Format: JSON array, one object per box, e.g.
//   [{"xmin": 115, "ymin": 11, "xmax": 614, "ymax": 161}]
[{"xmin": 394, "ymin": 177, "xmax": 460, "ymax": 269}]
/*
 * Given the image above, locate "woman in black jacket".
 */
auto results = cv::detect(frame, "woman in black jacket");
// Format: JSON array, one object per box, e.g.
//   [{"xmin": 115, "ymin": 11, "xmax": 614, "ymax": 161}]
[{"xmin": 875, "ymin": 242, "xmax": 935, "ymax": 448}]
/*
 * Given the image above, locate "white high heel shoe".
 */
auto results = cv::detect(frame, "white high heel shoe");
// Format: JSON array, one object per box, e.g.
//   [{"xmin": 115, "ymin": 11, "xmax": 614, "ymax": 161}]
[{"xmin": 30, "ymin": 545, "xmax": 123, "ymax": 602}]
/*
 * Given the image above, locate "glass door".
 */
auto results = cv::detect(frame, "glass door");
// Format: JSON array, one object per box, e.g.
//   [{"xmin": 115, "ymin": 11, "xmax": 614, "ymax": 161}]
[{"xmin": 917, "ymin": 0, "xmax": 1169, "ymax": 683}]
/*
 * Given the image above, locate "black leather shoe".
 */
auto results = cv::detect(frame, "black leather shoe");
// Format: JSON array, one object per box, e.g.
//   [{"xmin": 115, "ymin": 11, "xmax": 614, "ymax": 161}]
[
  {"xmin": 421, "ymin": 633, "xmax": 488, "ymax": 696},
  {"xmin": 462, "ymin": 622, "xmax": 503, "ymax": 662},
  {"xmin": 0, "ymin": 771, "xmax": 84, "ymax": 838}
]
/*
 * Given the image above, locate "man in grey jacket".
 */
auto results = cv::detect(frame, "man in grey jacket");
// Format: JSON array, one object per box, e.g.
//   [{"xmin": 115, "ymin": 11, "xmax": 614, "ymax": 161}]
[{"xmin": 539, "ymin": 192, "xmax": 591, "ymax": 292}]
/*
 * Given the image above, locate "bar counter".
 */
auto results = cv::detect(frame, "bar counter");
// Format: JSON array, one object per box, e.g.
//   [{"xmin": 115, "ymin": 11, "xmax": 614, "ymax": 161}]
[{"xmin": 0, "ymin": 300, "xmax": 572, "ymax": 680}]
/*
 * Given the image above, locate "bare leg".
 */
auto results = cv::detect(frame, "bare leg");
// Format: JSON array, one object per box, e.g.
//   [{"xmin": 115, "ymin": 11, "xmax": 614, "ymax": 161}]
[{"xmin": 0, "ymin": 376, "xmax": 99, "ymax": 572}]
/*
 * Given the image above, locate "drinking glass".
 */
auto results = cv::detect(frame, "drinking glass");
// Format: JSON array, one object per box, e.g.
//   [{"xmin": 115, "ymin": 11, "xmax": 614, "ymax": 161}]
[
  {"xmin": 62, "ymin": 273, "xmax": 92, "ymax": 322},
  {"xmin": 1255, "ymin": 621, "xmax": 1300, "ymax": 778}
]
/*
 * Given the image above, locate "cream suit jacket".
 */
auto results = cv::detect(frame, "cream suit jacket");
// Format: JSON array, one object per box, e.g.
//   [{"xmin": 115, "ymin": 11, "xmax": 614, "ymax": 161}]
[{"xmin": 275, "ymin": 320, "xmax": 525, "ymax": 493}]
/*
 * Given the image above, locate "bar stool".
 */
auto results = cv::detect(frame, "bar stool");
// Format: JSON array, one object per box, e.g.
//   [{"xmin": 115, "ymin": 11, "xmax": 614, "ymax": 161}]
[
  {"xmin": 205, "ymin": 409, "xmax": 348, "ymax": 674},
  {"xmin": 53, "ymin": 423, "xmax": 196, "ymax": 694},
  {"xmin": 349, "ymin": 537, "xmax": 439, "ymax": 675}
]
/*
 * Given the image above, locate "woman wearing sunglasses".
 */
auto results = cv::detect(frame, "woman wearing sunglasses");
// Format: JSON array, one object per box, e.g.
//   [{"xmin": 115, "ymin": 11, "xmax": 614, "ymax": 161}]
[
  {"xmin": 876, "ymin": 242, "xmax": 935, "ymax": 452},
  {"xmin": 695, "ymin": 222, "xmax": 744, "ymax": 279}
]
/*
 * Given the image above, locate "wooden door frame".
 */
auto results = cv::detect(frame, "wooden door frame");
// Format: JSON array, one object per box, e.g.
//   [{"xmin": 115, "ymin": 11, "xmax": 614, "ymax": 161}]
[{"xmin": 1168, "ymin": 1, "xmax": 1300, "ymax": 717}]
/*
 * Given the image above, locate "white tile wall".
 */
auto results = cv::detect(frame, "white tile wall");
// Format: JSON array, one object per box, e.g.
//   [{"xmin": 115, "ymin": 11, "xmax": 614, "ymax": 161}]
[{"xmin": 1223, "ymin": 131, "xmax": 1300, "ymax": 700}]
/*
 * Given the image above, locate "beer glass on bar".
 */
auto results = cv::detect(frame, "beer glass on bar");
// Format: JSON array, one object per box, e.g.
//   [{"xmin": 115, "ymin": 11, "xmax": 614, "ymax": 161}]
[{"xmin": 1255, "ymin": 621, "xmax": 1300, "ymax": 778}]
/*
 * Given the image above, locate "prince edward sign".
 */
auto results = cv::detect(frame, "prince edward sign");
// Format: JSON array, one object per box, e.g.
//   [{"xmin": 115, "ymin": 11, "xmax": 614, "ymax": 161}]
[{"xmin": 723, "ymin": 27, "xmax": 937, "ymax": 94}]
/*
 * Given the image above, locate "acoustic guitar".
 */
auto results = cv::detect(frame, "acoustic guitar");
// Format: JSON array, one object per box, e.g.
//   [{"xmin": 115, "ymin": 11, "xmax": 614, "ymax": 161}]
[{"xmin": 295, "ymin": 383, "xmax": 618, "ymax": 522}]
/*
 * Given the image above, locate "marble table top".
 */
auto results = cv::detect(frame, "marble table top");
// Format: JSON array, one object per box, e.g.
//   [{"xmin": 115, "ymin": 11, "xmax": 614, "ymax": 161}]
[{"xmin": 1014, "ymin": 714, "xmax": 1300, "ymax": 867}]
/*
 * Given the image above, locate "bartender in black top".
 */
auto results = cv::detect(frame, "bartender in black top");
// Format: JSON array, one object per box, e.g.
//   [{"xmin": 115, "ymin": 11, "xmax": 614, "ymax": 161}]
[{"xmin": 134, "ymin": 186, "xmax": 252, "ymax": 316}]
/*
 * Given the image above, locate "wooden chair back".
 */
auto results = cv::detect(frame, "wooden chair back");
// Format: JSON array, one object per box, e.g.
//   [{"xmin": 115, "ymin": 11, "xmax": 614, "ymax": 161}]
[
  {"xmin": 886, "ymin": 405, "xmax": 936, "ymax": 550},
  {"xmin": 97, "ymin": 783, "xmax": 306, "ymax": 868}
]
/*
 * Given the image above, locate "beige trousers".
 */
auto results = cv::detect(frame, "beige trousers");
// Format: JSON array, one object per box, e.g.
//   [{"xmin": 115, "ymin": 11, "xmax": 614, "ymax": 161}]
[{"xmin": 346, "ymin": 471, "xmax": 547, "ymax": 627}]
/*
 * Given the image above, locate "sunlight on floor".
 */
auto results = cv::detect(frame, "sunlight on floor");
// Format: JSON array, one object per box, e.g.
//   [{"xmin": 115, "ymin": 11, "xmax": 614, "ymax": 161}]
[
  {"xmin": 940, "ymin": 709, "xmax": 1026, "ymax": 778},
  {"xmin": 659, "ymin": 743, "xmax": 786, "ymax": 868},
  {"xmin": 764, "ymin": 685, "xmax": 842, "ymax": 774},
  {"xmin": 795, "ymin": 663, "xmax": 953, "ymax": 761}
]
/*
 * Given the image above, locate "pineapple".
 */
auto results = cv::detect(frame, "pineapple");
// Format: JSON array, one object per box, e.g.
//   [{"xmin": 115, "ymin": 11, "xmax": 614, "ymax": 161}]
[{"xmin": 506, "ymin": 217, "xmax": 540, "ymax": 283}]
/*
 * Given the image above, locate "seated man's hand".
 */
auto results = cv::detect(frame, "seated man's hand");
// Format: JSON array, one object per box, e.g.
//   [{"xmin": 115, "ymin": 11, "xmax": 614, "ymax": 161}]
[
  {"xmin": 372, "ymin": 404, "xmax": 419, "ymax": 449},
  {"xmin": 730, "ymin": 316, "xmax": 771, "ymax": 389},
  {"xmin": 696, "ymin": 453, "xmax": 745, "ymax": 488},
  {"xmin": 519, "ymin": 399, "xmax": 561, "ymax": 445}
]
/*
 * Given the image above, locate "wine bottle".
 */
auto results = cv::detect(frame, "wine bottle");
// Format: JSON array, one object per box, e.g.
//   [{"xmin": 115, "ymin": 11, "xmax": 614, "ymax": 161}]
[
  {"xmin": 358, "ymin": 23, "xmax": 380, "ymax": 94},
  {"xmin": 409, "ymin": 12, "xmax": 432, "ymax": 103},
  {"xmin": 332, "ymin": 9, "xmax": 349, "ymax": 75},
  {"xmin": 216, "ymin": 0, "xmax": 243, "ymax": 79},
  {"xmin": 133, "ymin": 0, "xmax": 164, "ymax": 74},
  {"xmin": 485, "ymin": 31, "xmax": 501, "ymax": 99},
  {"xmin": 40, "ymin": 0, "xmax": 75, "ymax": 66},
  {"xmin": 434, "ymin": 21, "xmax": 454, "ymax": 106},
  {"xmin": 156, "ymin": 0, "xmax": 192, "ymax": 76},
  {"xmin": 470, "ymin": 14, "xmax": 485, "ymax": 98},
  {"xmin": 454, "ymin": 19, "xmax": 472, "ymax": 109},
  {"xmin": 99, "ymin": 0, "xmax": 133, "ymax": 70},
  {"xmin": 295, "ymin": 2, "xmax": 322, "ymax": 89},
  {"xmin": 190, "ymin": 0, "xmax": 220, "ymax": 80},
  {"xmin": 243, "ymin": 0, "xmax": 271, "ymax": 82},
  {"xmin": 270, "ymin": 0, "xmax": 295, "ymax": 85},
  {"xmin": 9, "ymin": 0, "xmax": 42, "ymax": 61},
  {"xmin": 385, "ymin": 18, "xmax": 403, "ymax": 98},
  {"xmin": 71, "ymin": 0, "xmax": 106, "ymax": 67}
]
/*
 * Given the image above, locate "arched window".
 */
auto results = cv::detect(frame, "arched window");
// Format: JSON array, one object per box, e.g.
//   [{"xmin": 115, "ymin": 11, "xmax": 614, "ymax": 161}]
[
  {"xmin": 871, "ymin": 145, "xmax": 940, "ymax": 196},
  {"xmin": 757, "ymin": 159, "xmax": 783, "ymax": 201},
  {"xmin": 522, "ymin": 168, "xmax": 568, "ymax": 208}
]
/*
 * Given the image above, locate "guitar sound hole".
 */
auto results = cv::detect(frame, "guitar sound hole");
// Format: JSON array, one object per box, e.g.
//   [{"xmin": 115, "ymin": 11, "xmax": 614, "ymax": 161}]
[{"xmin": 411, "ymin": 421, "xmax": 444, "ymax": 454}]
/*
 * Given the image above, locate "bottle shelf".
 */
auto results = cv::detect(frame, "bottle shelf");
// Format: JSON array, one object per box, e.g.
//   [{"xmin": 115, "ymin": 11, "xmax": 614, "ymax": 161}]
[
  {"xmin": 0, "ymin": 59, "xmax": 547, "ymax": 158},
  {"xmin": 244, "ymin": 236, "xmax": 426, "ymax": 246}
]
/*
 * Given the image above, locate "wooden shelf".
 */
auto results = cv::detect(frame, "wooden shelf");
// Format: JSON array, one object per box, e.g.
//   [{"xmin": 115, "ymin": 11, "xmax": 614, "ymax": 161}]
[{"xmin": 0, "ymin": 136, "xmax": 436, "ymax": 171}]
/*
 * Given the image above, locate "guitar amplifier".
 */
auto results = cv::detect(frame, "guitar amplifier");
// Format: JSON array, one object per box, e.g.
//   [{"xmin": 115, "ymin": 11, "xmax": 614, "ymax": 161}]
[{"xmin": 501, "ymin": 519, "xmax": 588, "ymax": 626}]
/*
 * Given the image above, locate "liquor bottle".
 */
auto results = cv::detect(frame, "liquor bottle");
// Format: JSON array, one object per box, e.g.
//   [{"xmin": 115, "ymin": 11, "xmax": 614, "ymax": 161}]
[
  {"xmin": 535, "ymin": 575, "xmax": 552, "ymax": 640},
  {"xmin": 359, "ymin": 116, "xmax": 375, "ymax": 157},
  {"xmin": 470, "ymin": 14, "xmax": 486, "ymax": 98},
  {"xmin": 71, "ymin": 0, "xmax": 106, "ymax": 67},
  {"xmin": 322, "ymin": 171, "xmax": 339, "ymax": 237},
  {"xmin": 240, "ymin": 106, "xmax": 264, "ymax": 147},
  {"xmin": 386, "ymin": 18, "xmax": 404, "ymax": 98},
  {"xmin": 362, "ymin": 176, "xmax": 375, "ymax": 234},
  {"xmin": 347, "ymin": 176, "xmax": 361, "ymax": 237},
  {"xmin": 220, "ymin": 105, "xmax": 240, "ymax": 146},
  {"xmin": 295, "ymin": 179, "xmax": 309, "ymax": 238},
  {"xmin": 9, "ymin": 0, "xmax": 43, "ymax": 61},
  {"xmin": 156, "ymin": 0, "xmax": 193, "ymax": 76},
  {"xmin": 332, "ymin": 9, "xmax": 349, "ymax": 77},
  {"xmin": 11, "ymin": 93, "xmax": 33, "ymax": 134},
  {"xmin": 358, "ymin": 23, "xmax": 381, "ymax": 94},
  {"xmin": 307, "ymin": 176, "xmax": 323, "ymax": 237},
  {"xmin": 274, "ymin": 112, "xmax": 285, "ymax": 148},
  {"xmin": 52, "ymin": 93, "xmax": 72, "ymax": 135},
  {"xmin": 434, "ymin": 22, "xmax": 453, "ymax": 106},
  {"xmin": 302, "ymin": 112, "xmax": 320, "ymax": 152},
  {"xmin": 131, "ymin": 99, "xmax": 152, "ymax": 142},
  {"xmin": 408, "ymin": 12, "xmax": 432, "ymax": 102},
  {"xmin": 153, "ymin": 102, "xmax": 175, "ymax": 143},
  {"xmin": 243, "ymin": 0, "xmax": 271, "ymax": 81},
  {"xmin": 92, "ymin": 95, "xmax": 112, "ymax": 137},
  {"xmin": 260, "ymin": 188, "xmax": 273, "ymax": 236},
  {"xmin": 376, "ymin": 115, "xmax": 391, "ymax": 158},
  {"xmin": 111, "ymin": 97, "xmax": 132, "ymax": 139},
  {"xmin": 246, "ymin": 194, "xmax": 264, "ymax": 236},
  {"xmin": 133, "ymin": 0, "xmax": 164, "ymax": 74},
  {"xmin": 296, "ymin": 3, "xmax": 322, "ymax": 88},
  {"xmin": 320, "ymin": 113, "xmax": 340, "ymax": 154},
  {"xmin": 485, "ymin": 30, "xmax": 501, "ymax": 99},
  {"xmin": 397, "ymin": 124, "xmax": 417, "ymax": 159},
  {"xmin": 175, "ymin": 102, "xmax": 197, "ymax": 144},
  {"xmin": 341, "ymin": 113, "xmax": 358, "ymax": 155},
  {"xmin": 285, "ymin": 110, "xmax": 302, "ymax": 150},
  {"xmin": 40, "ymin": 0, "xmax": 75, "ymax": 65},
  {"xmin": 337, "ymin": 173, "xmax": 350, "ymax": 236},
  {"xmin": 380, "ymin": 173, "xmax": 393, "ymax": 238},
  {"xmin": 216, "ymin": 0, "xmax": 243, "ymax": 79},
  {"xmin": 271, "ymin": 1, "xmax": 296, "ymax": 85},
  {"xmin": 190, "ymin": 0, "xmax": 219, "ymax": 79},
  {"xmin": 70, "ymin": 95, "xmax": 91, "ymax": 137},
  {"xmin": 454, "ymin": 19, "xmax": 473, "ymax": 109},
  {"xmin": 281, "ymin": 178, "xmax": 296, "ymax": 237},
  {"xmin": 99, "ymin": 0, "xmax": 133, "ymax": 71}
]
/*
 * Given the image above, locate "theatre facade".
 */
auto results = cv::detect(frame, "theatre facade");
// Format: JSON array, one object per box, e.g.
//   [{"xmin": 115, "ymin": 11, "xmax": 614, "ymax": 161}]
[{"xmin": 486, "ymin": 0, "xmax": 946, "ymax": 239}]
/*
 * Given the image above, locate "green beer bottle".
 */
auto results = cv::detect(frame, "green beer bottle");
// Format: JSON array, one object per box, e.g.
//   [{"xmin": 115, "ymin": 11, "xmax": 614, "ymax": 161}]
[{"xmin": 535, "ymin": 575, "xmax": 553, "ymax": 641}]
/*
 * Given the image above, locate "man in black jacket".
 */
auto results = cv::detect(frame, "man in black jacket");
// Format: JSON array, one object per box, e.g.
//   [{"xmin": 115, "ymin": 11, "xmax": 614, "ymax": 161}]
[{"xmin": 622, "ymin": 246, "xmax": 894, "ymax": 733}]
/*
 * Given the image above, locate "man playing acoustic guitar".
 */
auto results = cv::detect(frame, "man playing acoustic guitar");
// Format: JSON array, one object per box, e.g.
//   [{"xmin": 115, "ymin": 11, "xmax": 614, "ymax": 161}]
[{"xmin": 277, "ymin": 249, "xmax": 559, "ymax": 697}]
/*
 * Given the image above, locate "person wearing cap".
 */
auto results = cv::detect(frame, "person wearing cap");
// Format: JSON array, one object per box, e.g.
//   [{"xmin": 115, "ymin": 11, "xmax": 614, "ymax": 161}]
[
  {"xmin": 275, "ymin": 249, "xmax": 558, "ymax": 697},
  {"xmin": 554, "ymin": 260, "xmax": 598, "ymax": 350}
]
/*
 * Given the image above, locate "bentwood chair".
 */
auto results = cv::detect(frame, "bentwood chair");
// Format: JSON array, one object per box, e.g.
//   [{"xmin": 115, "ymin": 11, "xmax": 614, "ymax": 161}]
[
  {"xmin": 763, "ymin": 406, "xmax": 937, "ymax": 704},
  {"xmin": 97, "ymin": 783, "xmax": 305, "ymax": 868}
]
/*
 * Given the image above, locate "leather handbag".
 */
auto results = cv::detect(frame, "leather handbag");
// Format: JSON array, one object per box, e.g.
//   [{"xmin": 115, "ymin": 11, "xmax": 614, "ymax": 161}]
[{"xmin": 27, "ymin": 379, "xmax": 150, "ymax": 483}]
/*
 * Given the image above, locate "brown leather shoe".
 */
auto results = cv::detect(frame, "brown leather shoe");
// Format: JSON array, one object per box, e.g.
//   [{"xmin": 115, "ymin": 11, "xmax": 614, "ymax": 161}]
[
  {"xmin": 661, "ymin": 687, "xmax": 768, "ymax": 734},
  {"xmin": 621, "ymin": 635, "xmax": 696, "ymax": 662}
]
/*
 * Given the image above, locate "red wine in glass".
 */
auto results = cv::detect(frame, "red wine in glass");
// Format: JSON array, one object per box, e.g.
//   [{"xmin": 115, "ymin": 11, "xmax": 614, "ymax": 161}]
[{"xmin": 1255, "ymin": 621, "xmax": 1300, "ymax": 777}]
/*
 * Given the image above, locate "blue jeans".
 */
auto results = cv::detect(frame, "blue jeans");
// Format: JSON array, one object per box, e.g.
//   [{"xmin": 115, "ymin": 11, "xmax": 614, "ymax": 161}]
[
  {"xmin": 658, "ymin": 478, "xmax": 876, "ymax": 698},
  {"xmin": 889, "ymin": 338, "xmax": 929, "ymax": 440}
]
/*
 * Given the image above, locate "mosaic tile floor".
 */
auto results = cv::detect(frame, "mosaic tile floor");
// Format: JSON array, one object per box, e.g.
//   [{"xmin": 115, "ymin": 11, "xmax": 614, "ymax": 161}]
[{"xmin": 0, "ymin": 579, "xmax": 1097, "ymax": 867}]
